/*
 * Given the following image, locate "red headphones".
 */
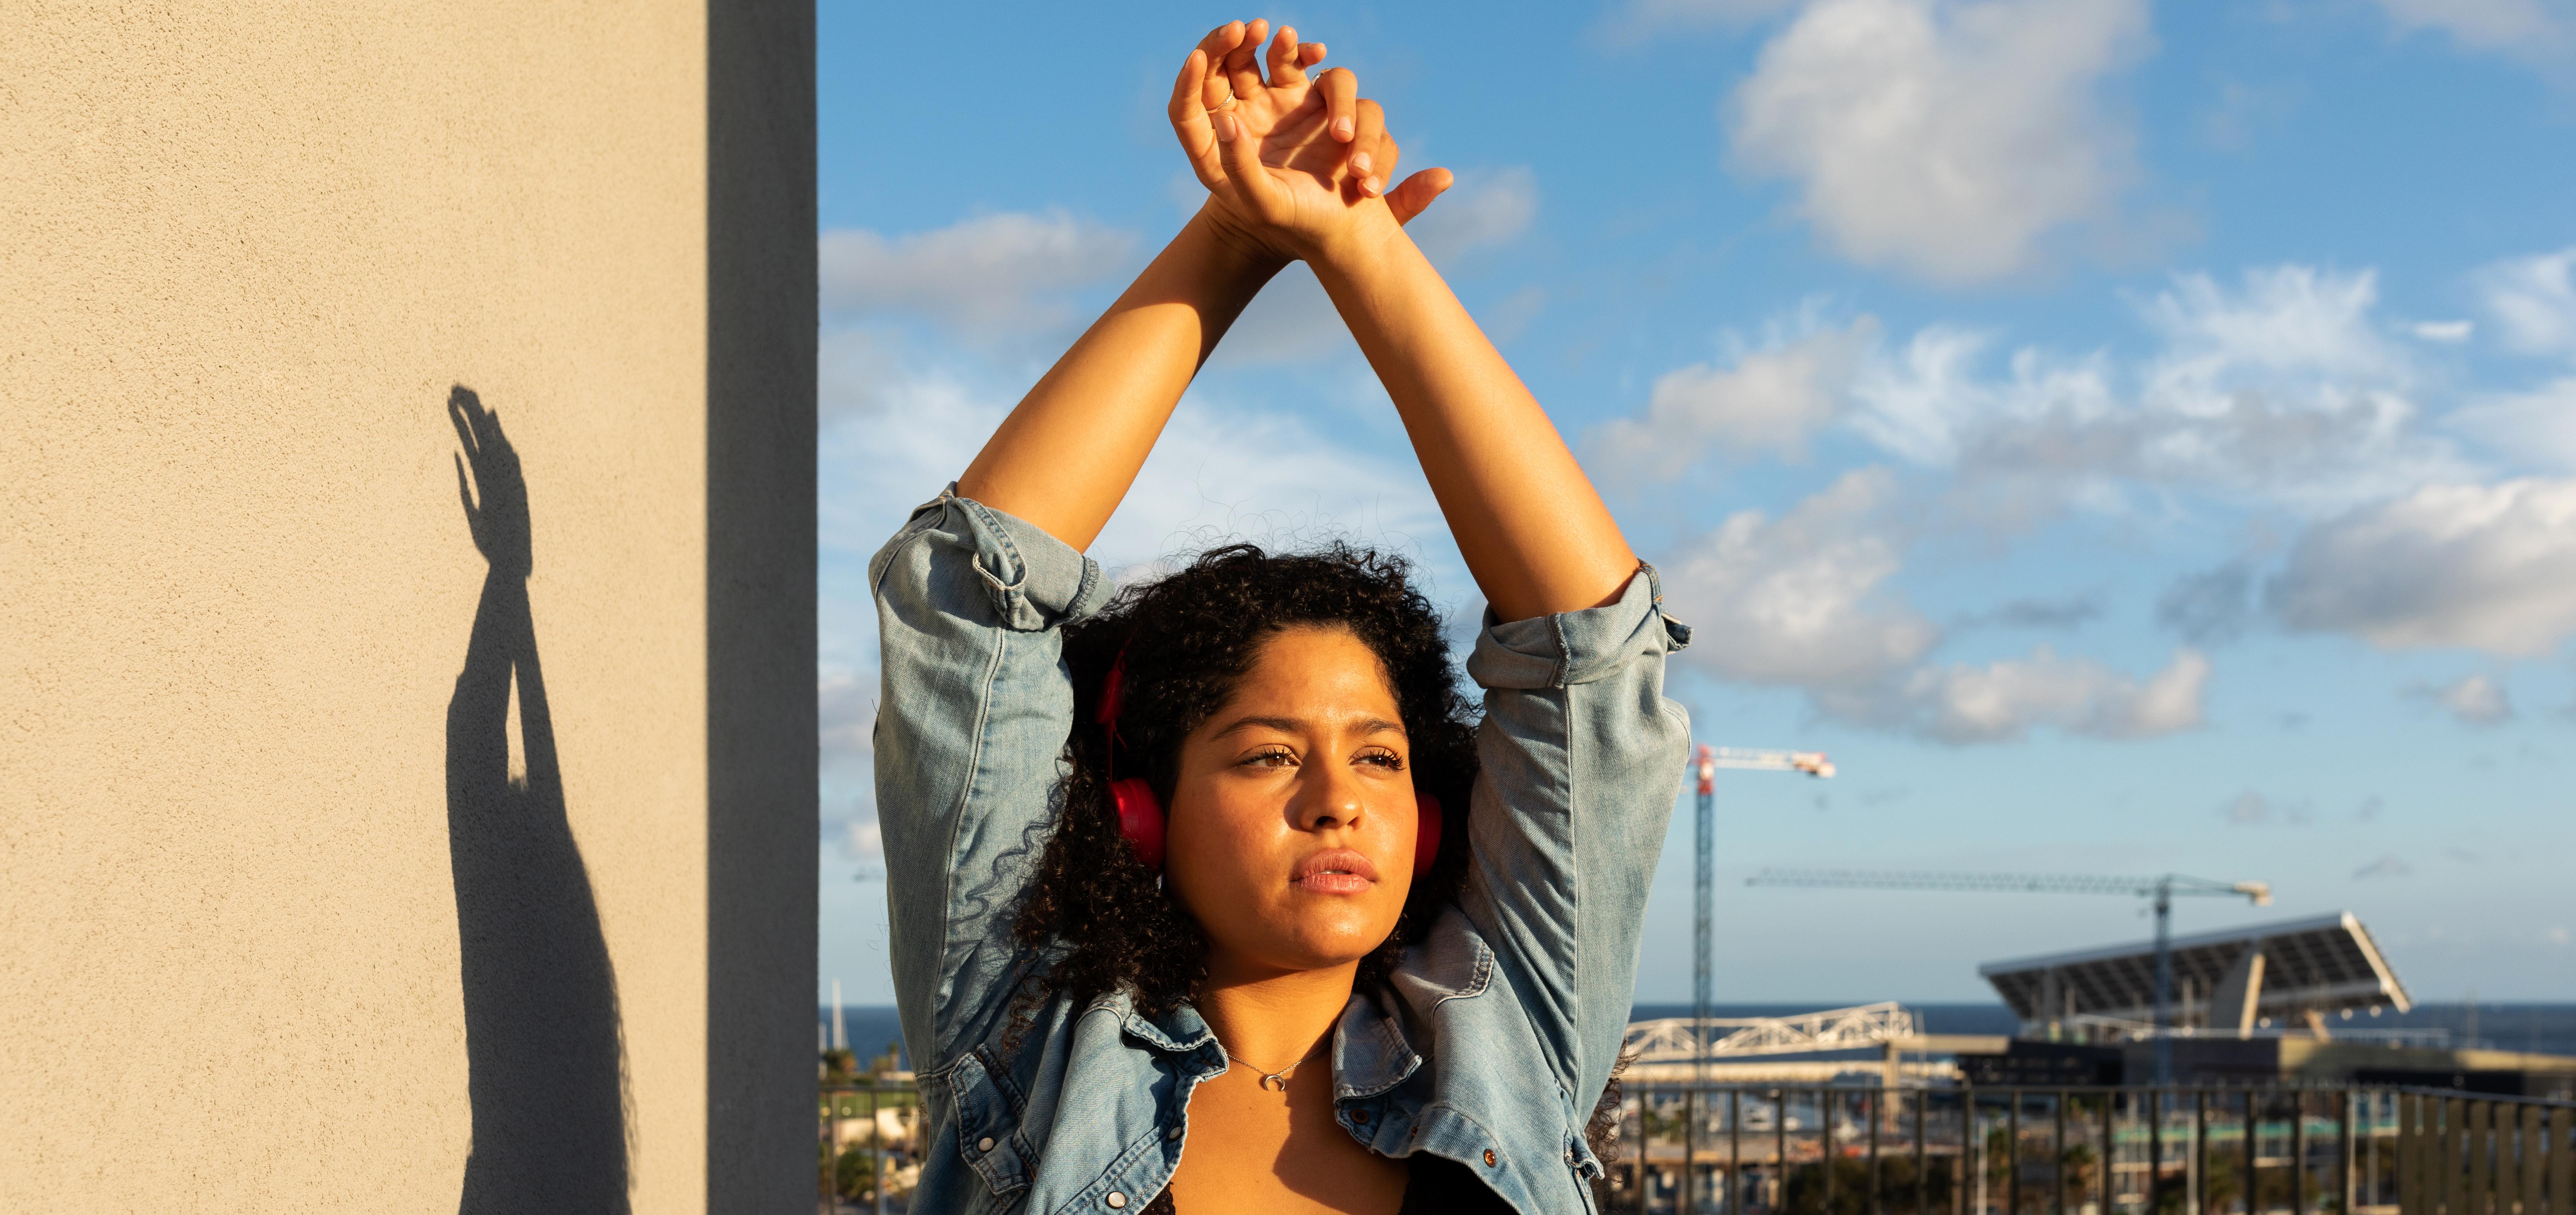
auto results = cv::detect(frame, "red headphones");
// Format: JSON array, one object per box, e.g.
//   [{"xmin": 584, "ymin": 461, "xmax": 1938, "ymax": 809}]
[{"xmin": 1096, "ymin": 655, "xmax": 1440, "ymax": 878}]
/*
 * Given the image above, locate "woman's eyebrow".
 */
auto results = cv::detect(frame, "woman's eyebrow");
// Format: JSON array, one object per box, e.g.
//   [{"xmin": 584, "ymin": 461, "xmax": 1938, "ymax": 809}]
[{"xmin": 1211, "ymin": 714, "xmax": 1408, "ymax": 738}]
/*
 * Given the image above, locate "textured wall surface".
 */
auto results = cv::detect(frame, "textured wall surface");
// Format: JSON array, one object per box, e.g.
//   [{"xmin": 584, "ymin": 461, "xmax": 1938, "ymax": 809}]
[{"xmin": 1, "ymin": 5, "xmax": 815, "ymax": 1211}]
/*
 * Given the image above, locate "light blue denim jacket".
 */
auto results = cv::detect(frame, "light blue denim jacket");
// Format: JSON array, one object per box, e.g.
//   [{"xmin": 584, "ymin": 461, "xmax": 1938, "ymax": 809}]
[{"xmin": 870, "ymin": 487, "xmax": 1691, "ymax": 1214}]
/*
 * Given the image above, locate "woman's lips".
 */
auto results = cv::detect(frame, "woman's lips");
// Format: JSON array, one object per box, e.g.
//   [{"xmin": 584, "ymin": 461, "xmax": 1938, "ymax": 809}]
[{"xmin": 1290, "ymin": 847, "xmax": 1380, "ymax": 894}]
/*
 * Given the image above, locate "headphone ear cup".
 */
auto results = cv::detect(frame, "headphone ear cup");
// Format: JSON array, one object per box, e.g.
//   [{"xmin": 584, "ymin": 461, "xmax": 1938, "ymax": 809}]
[
  {"xmin": 1412, "ymin": 792, "xmax": 1443, "ymax": 878},
  {"xmin": 1110, "ymin": 777, "xmax": 1167, "ymax": 871}
]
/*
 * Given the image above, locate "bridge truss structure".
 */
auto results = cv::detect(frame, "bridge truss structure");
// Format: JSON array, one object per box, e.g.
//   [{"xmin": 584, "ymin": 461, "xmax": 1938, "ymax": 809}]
[{"xmin": 1622, "ymin": 1001, "xmax": 1918, "ymax": 1065}]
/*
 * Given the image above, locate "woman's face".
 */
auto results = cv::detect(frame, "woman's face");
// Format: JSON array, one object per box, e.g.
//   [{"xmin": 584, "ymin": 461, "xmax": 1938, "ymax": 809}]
[{"xmin": 1164, "ymin": 624, "xmax": 1421, "ymax": 980}]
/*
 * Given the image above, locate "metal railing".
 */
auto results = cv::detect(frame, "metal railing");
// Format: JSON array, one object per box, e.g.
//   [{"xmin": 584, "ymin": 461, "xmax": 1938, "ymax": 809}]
[
  {"xmin": 1597, "ymin": 1084, "xmax": 2576, "ymax": 1215},
  {"xmin": 819, "ymin": 1081, "xmax": 921, "ymax": 1214}
]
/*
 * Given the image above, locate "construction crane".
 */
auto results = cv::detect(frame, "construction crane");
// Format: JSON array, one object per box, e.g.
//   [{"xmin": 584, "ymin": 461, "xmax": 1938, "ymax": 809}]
[
  {"xmin": 1684, "ymin": 747, "xmax": 1832, "ymax": 1215},
  {"xmin": 1691, "ymin": 747, "xmax": 1833, "ymax": 1088},
  {"xmin": 1744, "ymin": 869, "xmax": 2272, "ymax": 1083}
]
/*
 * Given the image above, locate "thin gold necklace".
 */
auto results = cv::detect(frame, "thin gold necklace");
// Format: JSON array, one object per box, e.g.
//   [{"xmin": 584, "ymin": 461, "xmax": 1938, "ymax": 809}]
[{"xmin": 1222, "ymin": 1039, "xmax": 1328, "ymax": 1091}]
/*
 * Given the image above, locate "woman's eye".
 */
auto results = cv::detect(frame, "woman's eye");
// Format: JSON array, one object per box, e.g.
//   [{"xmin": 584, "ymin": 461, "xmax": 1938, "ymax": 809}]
[
  {"xmin": 1357, "ymin": 750, "xmax": 1405, "ymax": 770},
  {"xmin": 1241, "ymin": 748, "xmax": 1297, "ymax": 768}
]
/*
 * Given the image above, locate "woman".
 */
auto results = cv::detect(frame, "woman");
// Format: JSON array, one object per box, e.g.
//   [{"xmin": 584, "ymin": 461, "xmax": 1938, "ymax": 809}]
[{"xmin": 872, "ymin": 21, "xmax": 1690, "ymax": 1213}]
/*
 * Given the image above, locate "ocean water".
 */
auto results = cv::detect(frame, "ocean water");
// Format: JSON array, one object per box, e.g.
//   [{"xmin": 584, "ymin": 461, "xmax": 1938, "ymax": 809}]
[{"xmin": 821, "ymin": 1002, "xmax": 2576, "ymax": 1071}]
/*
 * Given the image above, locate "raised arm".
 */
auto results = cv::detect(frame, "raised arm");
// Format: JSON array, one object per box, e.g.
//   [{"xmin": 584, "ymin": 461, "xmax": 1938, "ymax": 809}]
[
  {"xmin": 957, "ymin": 20, "xmax": 1439, "ymax": 550},
  {"xmin": 1190, "ymin": 78, "xmax": 1634, "ymax": 620},
  {"xmin": 1313, "ymin": 222, "xmax": 1634, "ymax": 620}
]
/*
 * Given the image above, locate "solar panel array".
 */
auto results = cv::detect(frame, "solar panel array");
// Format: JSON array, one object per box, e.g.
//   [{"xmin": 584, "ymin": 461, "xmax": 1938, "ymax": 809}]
[{"xmin": 1979, "ymin": 911, "xmax": 2411, "ymax": 1026}]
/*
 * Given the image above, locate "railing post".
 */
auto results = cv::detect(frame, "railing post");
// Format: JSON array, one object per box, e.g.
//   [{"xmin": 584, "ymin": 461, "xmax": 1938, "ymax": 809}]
[
  {"xmin": 1829, "ymin": 1090, "xmax": 1841, "ymax": 1215},
  {"xmin": 1966, "ymin": 1088, "xmax": 1979, "ymax": 1215},
  {"xmin": 2205, "ymin": 1088, "xmax": 2226, "ymax": 1215},
  {"xmin": 1914, "ymin": 1089, "xmax": 1927, "ymax": 1215},
  {"xmin": 1780, "ymin": 1089, "xmax": 1792, "ymax": 1215},
  {"xmin": 2059, "ymin": 1091, "xmax": 2072, "ymax": 1215},
  {"xmin": 2338, "ymin": 1092, "xmax": 2355, "ymax": 1215},
  {"xmin": 1875, "ymin": 1088, "xmax": 1896, "ymax": 1215},
  {"xmin": 2010, "ymin": 1090, "xmax": 2023, "ymax": 1215},
  {"xmin": 2101, "ymin": 1091, "xmax": 2116, "ymax": 1215},
  {"xmin": 2502, "ymin": 1103, "xmax": 2524, "ymax": 1215},
  {"xmin": 1734, "ymin": 1088, "xmax": 1745, "ymax": 1215},
  {"xmin": 2548, "ymin": 1106, "xmax": 2570, "ymax": 1215},
  {"xmin": 2523, "ymin": 1105, "xmax": 2545, "ymax": 1215},
  {"xmin": 2472, "ymin": 1102, "xmax": 2493, "ymax": 1215},
  {"xmin": 2293, "ymin": 1091, "xmax": 2309, "ymax": 1215},
  {"xmin": 2152, "ymin": 1090, "xmax": 2165, "ymax": 1215},
  {"xmin": 2244, "ymin": 1092, "xmax": 2259, "ymax": 1215},
  {"xmin": 2399, "ymin": 1094, "xmax": 2420, "ymax": 1215},
  {"xmin": 1688, "ymin": 1088, "xmax": 1701, "ymax": 1215}
]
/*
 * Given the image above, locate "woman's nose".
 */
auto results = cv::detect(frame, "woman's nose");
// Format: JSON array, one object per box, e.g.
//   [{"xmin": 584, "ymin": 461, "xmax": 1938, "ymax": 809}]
[{"xmin": 1292, "ymin": 762, "xmax": 1366, "ymax": 831}]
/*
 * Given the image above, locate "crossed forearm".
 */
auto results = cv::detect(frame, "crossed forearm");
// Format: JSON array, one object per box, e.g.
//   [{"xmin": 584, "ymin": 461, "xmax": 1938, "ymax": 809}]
[
  {"xmin": 1311, "ymin": 218, "xmax": 1637, "ymax": 622},
  {"xmin": 957, "ymin": 211, "xmax": 1286, "ymax": 552}
]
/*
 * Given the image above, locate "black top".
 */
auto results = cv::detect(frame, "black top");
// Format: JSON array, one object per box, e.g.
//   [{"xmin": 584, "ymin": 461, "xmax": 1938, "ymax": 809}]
[{"xmin": 1140, "ymin": 1151, "xmax": 1517, "ymax": 1214}]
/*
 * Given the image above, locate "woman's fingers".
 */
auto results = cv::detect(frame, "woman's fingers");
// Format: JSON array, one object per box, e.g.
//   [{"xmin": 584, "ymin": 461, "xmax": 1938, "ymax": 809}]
[
  {"xmin": 1347, "ymin": 97, "xmax": 1391, "ymax": 195},
  {"xmin": 1313, "ymin": 67, "xmax": 1358, "ymax": 145},
  {"xmin": 1384, "ymin": 167, "xmax": 1453, "ymax": 227},
  {"xmin": 1211, "ymin": 104, "xmax": 1284, "ymax": 217},
  {"xmin": 1167, "ymin": 48, "xmax": 1225, "ymax": 188},
  {"xmin": 1225, "ymin": 18, "xmax": 1269, "ymax": 100},
  {"xmin": 1265, "ymin": 25, "xmax": 1309, "ymax": 87}
]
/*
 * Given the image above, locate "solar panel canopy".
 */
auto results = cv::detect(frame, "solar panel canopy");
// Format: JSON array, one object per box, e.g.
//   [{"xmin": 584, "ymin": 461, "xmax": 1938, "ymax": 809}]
[{"xmin": 1980, "ymin": 911, "xmax": 2410, "ymax": 1030}]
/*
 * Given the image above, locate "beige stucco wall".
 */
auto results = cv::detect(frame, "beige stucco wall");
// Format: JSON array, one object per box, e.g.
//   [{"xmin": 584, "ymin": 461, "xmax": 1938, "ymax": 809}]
[{"xmin": 3, "ymin": 5, "xmax": 814, "ymax": 1211}]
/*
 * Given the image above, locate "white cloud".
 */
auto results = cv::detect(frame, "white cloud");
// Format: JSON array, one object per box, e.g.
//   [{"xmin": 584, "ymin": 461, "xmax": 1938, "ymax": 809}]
[
  {"xmin": 2453, "ymin": 376, "xmax": 2576, "ymax": 470},
  {"xmin": 820, "ymin": 669, "xmax": 875, "ymax": 770},
  {"xmin": 1838, "ymin": 645, "xmax": 2207, "ymax": 743},
  {"xmin": 2477, "ymin": 247, "xmax": 2576, "ymax": 359},
  {"xmin": 1410, "ymin": 167, "xmax": 1539, "ymax": 269},
  {"xmin": 1660, "ymin": 468, "xmax": 1940, "ymax": 689},
  {"xmin": 818, "ymin": 210, "xmax": 1136, "ymax": 336},
  {"xmin": 1727, "ymin": 0, "xmax": 2152, "ymax": 284},
  {"xmin": 1587, "ymin": 316, "xmax": 1878, "ymax": 480},
  {"xmin": 845, "ymin": 819, "xmax": 884, "ymax": 862},
  {"xmin": 2353, "ymin": 854, "xmax": 2414, "ymax": 879},
  {"xmin": 2139, "ymin": 266, "xmax": 2411, "ymax": 411},
  {"xmin": 1849, "ymin": 265, "xmax": 2468, "ymax": 517},
  {"xmin": 2411, "ymin": 319, "xmax": 2475, "ymax": 343},
  {"xmin": 819, "ymin": 328, "xmax": 906, "ymax": 425},
  {"xmin": 2268, "ymin": 477, "xmax": 2576, "ymax": 655},
  {"xmin": 2375, "ymin": 0, "xmax": 2576, "ymax": 75},
  {"xmin": 1657, "ymin": 468, "xmax": 2208, "ymax": 742},
  {"xmin": 2405, "ymin": 673, "xmax": 2516, "ymax": 726}
]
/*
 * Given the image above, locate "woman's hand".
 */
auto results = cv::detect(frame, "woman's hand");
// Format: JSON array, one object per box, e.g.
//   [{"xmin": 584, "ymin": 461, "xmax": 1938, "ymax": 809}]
[{"xmin": 1168, "ymin": 21, "xmax": 1452, "ymax": 264}]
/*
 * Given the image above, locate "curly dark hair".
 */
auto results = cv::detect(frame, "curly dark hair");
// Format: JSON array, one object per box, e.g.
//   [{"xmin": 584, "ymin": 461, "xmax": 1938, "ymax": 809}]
[{"xmin": 1007, "ymin": 541, "xmax": 1480, "ymax": 1021}]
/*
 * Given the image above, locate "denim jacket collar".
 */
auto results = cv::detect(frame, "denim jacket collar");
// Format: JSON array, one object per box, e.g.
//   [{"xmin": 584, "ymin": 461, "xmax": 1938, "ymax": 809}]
[{"xmin": 1088, "ymin": 983, "xmax": 1423, "ymax": 1098}]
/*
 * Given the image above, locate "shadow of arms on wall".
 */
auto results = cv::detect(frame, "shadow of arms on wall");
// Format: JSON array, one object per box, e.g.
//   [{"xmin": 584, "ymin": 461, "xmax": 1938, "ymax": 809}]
[{"xmin": 445, "ymin": 385, "xmax": 632, "ymax": 1213}]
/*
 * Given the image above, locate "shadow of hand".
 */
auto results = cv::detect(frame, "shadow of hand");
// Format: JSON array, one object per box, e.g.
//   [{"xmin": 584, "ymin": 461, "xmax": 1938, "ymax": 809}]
[{"xmin": 450, "ymin": 385, "xmax": 532, "ymax": 581}]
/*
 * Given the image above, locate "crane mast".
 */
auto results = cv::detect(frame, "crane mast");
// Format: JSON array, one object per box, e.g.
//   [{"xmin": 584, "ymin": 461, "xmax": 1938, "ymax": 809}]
[{"xmin": 1686, "ymin": 746, "xmax": 1832, "ymax": 1214}]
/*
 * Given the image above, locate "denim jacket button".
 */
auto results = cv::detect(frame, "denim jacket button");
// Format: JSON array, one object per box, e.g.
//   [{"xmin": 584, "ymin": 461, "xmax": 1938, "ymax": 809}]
[
  {"xmin": 1105, "ymin": 1192, "xmax": 1128, "ymax": 1209},
  {"xmin": 1484, "ymin": 1148, "xmax": 1499, "ymax": 1167},
  {"xmin": 1166, "ymin": 1125, "xmax": 1184, "ymax": 1141},
  {"xmin": 977, "ymin": 1136, "xmax": 995, "ymax": 1153},
  {"xmin": 1352, "ymin": 1108, "xmax": 1371, "ymax": 1124}
]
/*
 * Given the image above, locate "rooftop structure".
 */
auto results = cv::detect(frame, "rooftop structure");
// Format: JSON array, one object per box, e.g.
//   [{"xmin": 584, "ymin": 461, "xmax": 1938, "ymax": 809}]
[{"xmin": 1981, "ymin": 911, "xmax": 2412, "ymax": 1038}]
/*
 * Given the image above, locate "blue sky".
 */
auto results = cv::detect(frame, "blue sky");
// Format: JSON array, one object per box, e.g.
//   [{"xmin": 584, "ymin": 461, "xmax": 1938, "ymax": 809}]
[{"xmin": 814, "ymin": 0, "xmax": 2576, "ymax": 1008}]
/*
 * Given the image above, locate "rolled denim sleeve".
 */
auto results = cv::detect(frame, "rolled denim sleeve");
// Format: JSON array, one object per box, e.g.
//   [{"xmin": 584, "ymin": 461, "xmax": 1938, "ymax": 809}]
[
  {"xmin": 1460, "ymin": 564, "xmax": 1692, "ymax": 1121},
  {"xmin": 869, "ymin": 486, "xmax": 1111, "ymax": 1074}
]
